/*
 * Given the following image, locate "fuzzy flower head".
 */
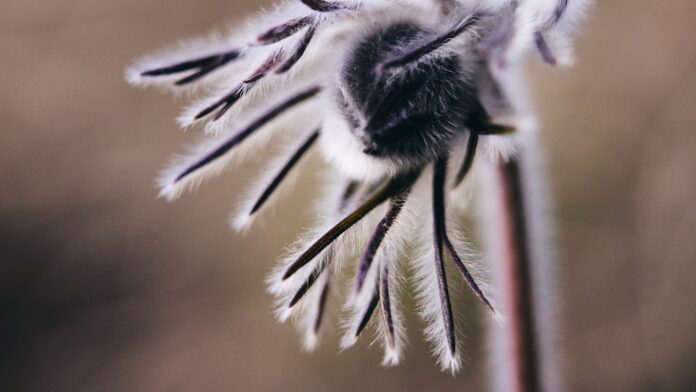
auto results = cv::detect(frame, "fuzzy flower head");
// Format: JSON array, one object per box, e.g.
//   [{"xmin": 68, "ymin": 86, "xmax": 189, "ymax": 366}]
[{"xmin": 127, "ymin": 0, "xmax": 590, "ymax": 373}]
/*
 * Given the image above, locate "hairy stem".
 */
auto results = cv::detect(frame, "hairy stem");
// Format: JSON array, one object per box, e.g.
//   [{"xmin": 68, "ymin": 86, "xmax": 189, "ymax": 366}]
[
  {"xmin": 495, "ymin": 158, "xmax": 540, "ymax": 391},
  {"xmin": 480, "ymin": 128, "xmax": 558, "ymax": 392}
]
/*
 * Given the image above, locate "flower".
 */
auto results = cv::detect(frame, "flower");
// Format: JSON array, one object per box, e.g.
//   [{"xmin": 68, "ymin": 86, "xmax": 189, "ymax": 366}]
[{"xmin": 126, "ymin": 0, "xmax": 590, "ymax": 373}]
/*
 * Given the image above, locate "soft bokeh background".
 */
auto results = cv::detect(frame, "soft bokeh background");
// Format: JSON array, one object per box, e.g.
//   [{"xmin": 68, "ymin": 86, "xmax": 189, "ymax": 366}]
[{"xmin": 2, "ymin": 1, "xmax": 695, "ymax": 391}]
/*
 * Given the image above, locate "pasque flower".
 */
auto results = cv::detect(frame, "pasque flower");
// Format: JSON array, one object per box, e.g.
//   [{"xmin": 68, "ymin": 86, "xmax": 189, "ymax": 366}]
[{"xmin": 127, "ymin": 0, "xmax": 590, "ymax": 374}]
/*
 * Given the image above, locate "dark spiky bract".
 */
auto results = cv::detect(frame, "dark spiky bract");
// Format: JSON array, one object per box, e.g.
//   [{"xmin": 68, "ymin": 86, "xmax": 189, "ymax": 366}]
[
  {"xmin": 174, "ymin": 86, "xmax": 320, "ymax": 184},
  {"xmin": 250, "ymin": 130, "xmax": 320, "ymax": 216},
  {"xmin": 141, "ymin": 50, "xmax": 242, "ymax": 86},
  {"xmin": 282, "ymin": 170, "xmax": 420, "ymax": 281}
]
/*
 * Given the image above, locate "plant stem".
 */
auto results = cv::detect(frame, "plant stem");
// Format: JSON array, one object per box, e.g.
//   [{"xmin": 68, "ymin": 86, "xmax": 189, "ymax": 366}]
[
  {"xmin": 495, "ymin": 158, "xmax": 541, "ymax": 391},
  {"xmin": 480, "ymin": 135, "xmax": 558, "ymax": 392}
]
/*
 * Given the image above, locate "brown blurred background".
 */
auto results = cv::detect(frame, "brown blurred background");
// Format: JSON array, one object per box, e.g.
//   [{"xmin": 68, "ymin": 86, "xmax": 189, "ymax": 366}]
[{"xmin": 1, "ymin": 0, "xmax": 695, "ymax": 391}]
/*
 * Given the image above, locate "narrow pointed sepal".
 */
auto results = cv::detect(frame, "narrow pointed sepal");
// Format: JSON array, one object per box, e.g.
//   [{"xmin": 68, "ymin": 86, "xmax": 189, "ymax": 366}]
[
  {"xmin": 128, "ymin": 49, "xmax": 242, "ymax": 88},
  {"xmin": 282, "ymin": 170, "xmax": 419, "ymax": 280},
  {"xmin": 232, "ymin": 129, "xmax": 320, "ymax": 232},
  {"xmin": 157, "ymin": 86, "xmax": 320, "ymax": 200}
]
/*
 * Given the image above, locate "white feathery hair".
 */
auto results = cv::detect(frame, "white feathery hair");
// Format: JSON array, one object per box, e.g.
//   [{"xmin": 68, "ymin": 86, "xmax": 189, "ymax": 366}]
[
  {"xmin": 409, "ymin": 173, "xmax": 461, "ymax": 374},
  {"xmin": 339, "ymin": 186, "xmax": 414, "ymax": 365},
  {"xmin": 408, "ymin": 167, "xmax": 495, "ymax": 374},
  {"xmin": 504, "ymin": 0, "xmax": 594, "ymax": 66},
  {"xmin": 157, "ymin": 92, "xmax": 322, "ymax": 201},
  {"xmin": 126, "ymin": 1, "xmax": 314, "ymax": 92},
  {"xmin": 374, "ymin": 238, "xmax": 408, "ymax": 366},
  {"xmin": 231, "ymin": 127, "xmax": 321, "ymax": 232},
  {"xmin": 268, "ymin": 173, "xmax": 383, "ymax": 347}
]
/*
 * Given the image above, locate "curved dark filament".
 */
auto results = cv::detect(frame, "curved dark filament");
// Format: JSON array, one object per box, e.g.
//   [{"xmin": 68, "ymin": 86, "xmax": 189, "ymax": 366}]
[
  {"xmin": 174, "ymin": 86, "xmax": 321, "ymax": 183},
  {"xmin": 250, "ymin": 129, "xmax": 320, "ymax": 216},
  {"xmin": 289, "ymin": 259, "xmax": 328, "ymax": 307},
  {"xmin": 141, "ymin": 50, "xmax": 242, "ymax": 86},
  {"xmin": 282, "ymin": 170, "xmax": 420, "ymax": 280},
  {"xmin": 276, "ymin": 23, "xmax": 318, "ymax": 74},
  {"xmin": 477, "ymin": 123, "xmax": 515, "ymax": 135},
  {"xmin": 443, "ymin": 234, "xmax": 496, "ymax": 314},
  {"xmin": 288, "ymin": 180, "xmax": 362, "ymax": 336},
  {"xmin": 313, "ymin": 270, "xmax": 332, "ymax": 332},
  {"xmin": 355, "ymin": 191, "xmax": 410, "ymax": 293},
  {"xmin": 534, "ymin": 32, "xmax": 557, "ymax": 66},
  {"xmin": 244, "ymin": 50, "xmax": 285, "ymax": 83},
  {"xmin": 292, "ymin": 181, "xmax": 362, "ymax": 333},
  {"xmin": 454, "ymin": 122, "xmax": 513, "ymax": 187},
  {"xmin": 194, "ymin": 84, "xmax": 246, "ymax": 121},
  {"xmin": 299, "ymin": 0, "xmax": 356, "ymax": 12},
  {"xmin": 377, "ymin": 12, "xmax": 482, "ymax": 72},
  {"xmin": 453, "ymin": 133, "xmax": 479, "ymax": 188},
  {"xmin": 432, "ymin": 158, "xmax": 457, "ymax": 356},
  {"xmin": 534, "ymin": 0, "xmax": 570, "ymax": 66},
  {"xmin": 257, "ymin": 15, "xmax": 315, "ymax": 45},
  {"xmin": 195, "ymin": 50, "xmax": 286, "ymax": 121},
  {"xmin": 433, "ymin": 157, "xmax": 496, "ymax": 314},
  {"xmin": 551, "ymin": 0, "xmax": 569, "ymax": 26},
  {"xmin": 379, "ymin": 258, "xmax": 396, "ymax": 348},
  {"xmin": 355, "ymin": 281, "xmax": 380, "ymax": 338}
]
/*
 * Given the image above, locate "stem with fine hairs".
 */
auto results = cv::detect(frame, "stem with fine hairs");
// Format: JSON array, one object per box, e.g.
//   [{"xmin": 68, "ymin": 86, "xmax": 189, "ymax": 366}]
[
  {"xmin": 480, "ymin": 133, "xmax": 559, "ymax": 392},
  {"xmin": 496, "ymin": 158, "xmax": 541, "ymax": 391}
]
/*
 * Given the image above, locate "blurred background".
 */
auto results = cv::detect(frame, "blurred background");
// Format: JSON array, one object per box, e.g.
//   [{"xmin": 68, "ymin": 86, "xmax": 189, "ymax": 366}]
[{"xmin": 1, "ymin": 0, "xmax": 695, "ymax": 391}]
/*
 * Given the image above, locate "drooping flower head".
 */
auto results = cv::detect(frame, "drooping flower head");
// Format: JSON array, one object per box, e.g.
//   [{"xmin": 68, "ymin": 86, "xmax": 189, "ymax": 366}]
[{"xmin": 127, "ymin": 0, "xmax": 590, "ymax": 373}]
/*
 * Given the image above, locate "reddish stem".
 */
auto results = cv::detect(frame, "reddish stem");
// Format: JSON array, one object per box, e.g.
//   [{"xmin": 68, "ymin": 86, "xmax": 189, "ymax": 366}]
[{"xmin": 493, "ymin": 159, "xmax": 541, "ymax": 392}]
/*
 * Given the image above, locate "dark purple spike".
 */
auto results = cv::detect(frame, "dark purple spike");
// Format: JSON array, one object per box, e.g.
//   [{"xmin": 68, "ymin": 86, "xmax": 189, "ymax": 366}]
[
  {"xmin": 534, "ymin": 32, "xmax": 557, "ymax": 66},
  {"xmin": 311, "ymin": 180, "xmax": 360, "ymax": 332},
  {"xmin": 288, "ymin": 260, "xmax": 328, "ymax": 307},
  {"xmin": 445, "ymin": 152, "xmax": 498, "ymax": 313},
  {"xmin": 194, "ymin": 84, "xmax": 246, "ymax": 121},
  {"xmin": 378, "ymin": 260, "xmax": 396, "ymax": 347},
  {"xmin": 244, "ymin": 50, "xmax": 285, "ymax": 83},
  {"xmin": 291, "ymin": 179, "xmax": 358, "ymax": 330},
  {"xmin": 432, "ymin": 158, "xmax": 457, "ymax": 356},
  {"xmin": 313, "ymin": 273, "xmax": 332, "ymax": 332},
  {"xmin": 174, "ymin": 86, "xmax": 321, "ymax": 183},
  {"xmin": 275, "ymin": 23, "xmax": 318, "ymax": 74},
  {"xmin": 477, "ymin": 124, "xmax": 515, "ymax": 136},
  {"xmin": 377, "ymin": 12, "xmax": 482, "ymax": 72},
  {"xmin": 355, "ymin": 283, "xmax": 380, "ymax": 338},
  {"xmin": 250, "ymin": 129, "xmax": 320, "ymax": 216},
  {"xmin": 355, "ymin": 192, "xmax": 410, "ymax": 293},
  {"xmin": 196, "ymin": 50, "xmax": 289, "ymax": 121},
  {"xmin": 140, "ymin": 50, "xmax": 240, "ymax": 76},
  {"xmin": 281, "ymin": 170, "xmax": 420, "ymax": 281},
  {"xmin": 141, "ymin": 50, "xmax": 241, "ymax": 85},
  {"xmin": 443, "ymin": 234, "xmax": 496, "ymax": 314},
  {"xmin": 453, "ymin": 133, "xmax": 479, "ymax": 188},
  {"xmin": 533, "ymin": 0, "xmax": 569, "ymax": 67},
  {"xmin": 174, "ymin": 64, "xmax": 221, "ymax": 86},
  {"xmin": 299, "ymin": 0, "xmax": 356, "ymax": 12},
  {"xmin": 257, "ymin": 15, "xmax": 314, "ymax": 45}
]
